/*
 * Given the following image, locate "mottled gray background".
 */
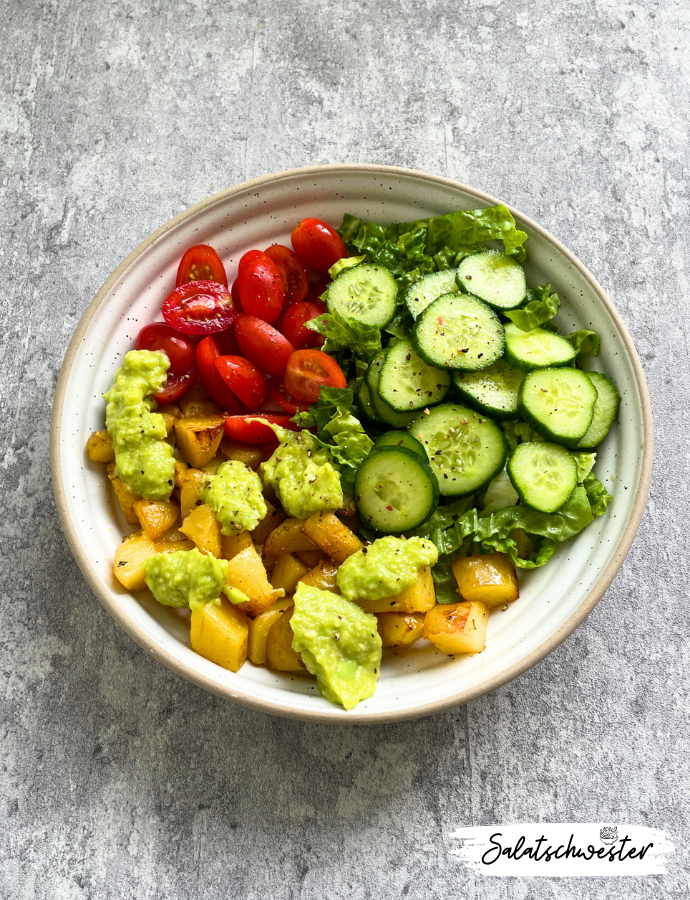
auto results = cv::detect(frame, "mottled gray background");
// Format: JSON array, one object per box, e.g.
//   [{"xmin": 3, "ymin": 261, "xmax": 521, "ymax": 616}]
[{"xmin": 1, "ymin": 0, "xmax": 688, "ymax": 897}]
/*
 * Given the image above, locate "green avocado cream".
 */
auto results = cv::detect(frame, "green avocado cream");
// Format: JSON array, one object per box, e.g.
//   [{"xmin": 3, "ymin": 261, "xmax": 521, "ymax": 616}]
[
  {"xmin": 204, "ymin": 460, "xmax": 267, "ymax": 535},
  {"xmin": 260, "ymin": 426, "xmax": 343, "ymax": 520},
  {"xmin": 337, "ymin": 536, "xmax": 438, "ymax": 603},
  {"xmin": 291, "ymin": 583, "xmax": 382, "ymax": 710},
  {"xmin": 104, "ymin": 349, "xmax": 175, "ymax": 500},
  {"xmin": 144, "ymin": 548, "xmax": 229, "ymax": 612}
]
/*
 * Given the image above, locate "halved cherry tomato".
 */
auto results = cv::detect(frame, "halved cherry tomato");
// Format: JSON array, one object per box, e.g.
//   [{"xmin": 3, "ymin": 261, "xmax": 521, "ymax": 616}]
[
  {"xmin": 215, "ymin": 355, "xmax": 267, "ymax": 411},
  {"xmin": 224, "ymin": 414, "xmax": 300, "ymax": 445},
  {"xmin": 231, "ymin": 279, "xmax": 242, "ymax": 312},
  {"xmin": 135, "ymin": 322, "xmax": 197, "ymax": 403},
  {"xmin": 176, "ymin": 244, "xmax": 228, "ymax": 288},
  {"xmin": 267, "ymin": 376, "xmax": 311, "ymax": 414},
  {"xmin": 213, "ymin": 328, "xmax": 240, "ymax": 356},
  {"xmin": 162, "ymin": 280, "xmax": 238, "ymax": 335},
  {"xmin": 264, "ymin": 245, "xmax": 309, "ymax": 305},
  {"xmin": 279, "ymin": 302, "xmax": 326, "ymax": 350},
  {"xmin": 237, "ymin": 252, "xmax": 284, "ymax": 324},
  {"xmin": 291, "ymin": 218, "xmax": 347, "ymax": 274},
  {"xmin": 196, "ymin": 337, "xmax": 241, "ymax": 413},
  {"xmin": 234, "ymin": 314, "xmax": 295, "ymax": 377},
  {"xmin": 285, "ymin": 349, "xmax": 347, "ymax": 402},
  {"xmin": 306, "ymin": 277, "xmax": 330, "ymax": 307}
]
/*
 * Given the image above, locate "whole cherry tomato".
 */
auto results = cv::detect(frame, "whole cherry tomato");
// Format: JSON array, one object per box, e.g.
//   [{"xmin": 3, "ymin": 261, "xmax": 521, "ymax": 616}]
[
  {"xmin": 279, "ymin": 302, "xmax": 325, "ymax": 350},
  {"xmin": 284, "ymin": 349, "xmax": 347, "ymax": 403},
  {"xmin": 162, "ymin": 280, "xmax": 238, "ymax": 335},
  {"xmin": 215, "ymin": 355, "xmax": 267, "ymax": 411},
  {"xmin": 196, "ymin": 337, "xmax": 241, "ymax": 414},
  {"xmin": 264, "ymin": 244, "xmax": 309, "ymax": 305},
  {"xmin": 306, "ymin": 277, "xmax": 330, "ymax": 306},
  {"xmin": 267, "ymin": 376, "xmax": 311, "ymax": 414},
  {"xmin": 234, "ymin": 314, "xmax": 295, "ymax": 377},
  {"xmin": 236, "ymin": 252, "xmax": 284, "ymax": 324},
  {"xmin": 224, "ymin": 414, "xmax": 300, "ymax": 445},
  {"xmin": 176, "ymin": 244, "xmax": 228, "ymax": 288},
  {"xmin": 291, "ymin": 218, "xmax": 347, "ymax": 274},
  {"xmin": 135, "ymin": 322, "xmax": 197, "ymax": 403},
  {"xmin": 231, "ymin": 278, "xmax": 242, "ymax": 312},
  {"xmin": 213, "ymin": 327, "xmax": 240, "ymax": 356}
]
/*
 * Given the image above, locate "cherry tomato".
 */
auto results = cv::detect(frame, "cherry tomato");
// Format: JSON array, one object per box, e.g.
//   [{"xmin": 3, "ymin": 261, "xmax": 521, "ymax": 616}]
[
  {"xmin": 267, "ymin": 376, "xmax": 311, "ymax": 414},
  {"xmin": 215, "ymin": 355, "xmax": 267, "ymax": 411},
  {"xmin": 224, "ymin": 414, "xmax": 300, "ymax": 445},
  {"xmin": 176, "ymin": 244, "xmax": 228, "ymax": 288},
  {"xmin": 279, "ymin": 302, "xmax": 326, "ymax": 350},
  {"xmin": 306, "ymin": 277, "xmax": 330, "ymax": 307},
  {"xmin": 196, "ymin": 337, "xmax": 241, "ymax": 413},
  {"xmin": 213, "ymin": 328, "xmax": 240, "ymax": 356},
  {"xmin": 135, "ymin": 322, "xmax": 197, "ymax": 403},
  {"xmin": 234, "ymin": 314, "xmax": 295, "ymax": 377},
  {"xmin": 291, "ymin": 218, "xmax": 347, "ymax": 274},
  {"xmin": 231, "ymin": 278, "xmax": 242, "ymax": 312},
  {"xmin": 236, "ymin": 252, "xmax": 285, "ymax": 324},
  {"xmin": 285, "ymin": 349, "xmax": 347, "ymax": 402},
  {"xmin": 162, "ymin": 280, "xmax": 238, "ymax": 335},
  {"xmin": 264, "ymin": 244, "xmax": 309, "ymax": 305}
]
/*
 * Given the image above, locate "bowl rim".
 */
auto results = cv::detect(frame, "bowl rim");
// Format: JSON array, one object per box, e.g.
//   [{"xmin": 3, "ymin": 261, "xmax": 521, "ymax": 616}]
[{"xmin": 49, "ymin": 163, "xmax": 654, "ymax": 723}]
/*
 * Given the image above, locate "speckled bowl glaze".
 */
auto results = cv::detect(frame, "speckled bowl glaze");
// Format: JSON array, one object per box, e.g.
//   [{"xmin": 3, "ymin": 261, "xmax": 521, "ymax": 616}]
[{"xmin": 50, "ymin": 165, "xmax": 653, "ymax": 723}]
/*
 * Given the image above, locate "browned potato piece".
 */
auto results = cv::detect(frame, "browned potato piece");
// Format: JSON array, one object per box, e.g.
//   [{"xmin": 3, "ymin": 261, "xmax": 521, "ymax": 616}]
[
  {"xmin": 201, "ymin": 454, "xmax": 226, "ymax": 476},
  {"xmin": 178, "ymin": 395, "xmax": 223, "ymax": 418},
  {"xmin": 270, "ymin": 553, "xmax": 310, "ymax": 594},
  {"xmin": 265, "ymin": 608, "xmax": 308, "ymax": 673},
  {"xmin": 133, "ymin": 499, "xmax": 181, "ymax": 541},
  {"xmin": 221, "ymin": 530, "xmax": 253, "ymax": 560},
  {"xmin": 113, "ymin": 531, "xmax": 157, "ymax": 591},
  {"xmin": 106, "ymin": 462, "xmax": 141, "ymax": 526},
  {"xmin": 248, "ymin": 597, "xmax": 295, "ymax": 666},
  {"xmin": 355, "ymin": 566, "xmax": 436, "ymax": 614},
  {"xmin": 157, "ymin": 526, "xmax": 191, "ymax": 543},
  {"xmin": 219, "ymin": 438, "xmax": 265, "ymax": 471},
  {"xmin": 174, "ymin": 415, "xmax": 225, "ymax": 468},
  {"xmin": 335, "ymin": 493, "xmax": 358, "ymax": 517},
  {"xmin": 174, "ymin": 459, "xmax": 188, "ymax": 489},
  {"xmin": 87, "ymin": 429, "xmax": 115, "ymax": 463},
  {"xmin": 510, "ymin": 528, "xmax": 536, "ymax": 560},
  {"xmin": 300, "ymin": 511, "xmax": 363, "ymax": 565},
  {"xmin": 262, "ymin": 554, "xmax": 278, "ymax": 575},
  {"xmin": 180, "ymin": 469, "xmax": 208, "ymax": 521},
  {"xmin": 298, "ymin": 558, "xmax": 340, "ymax": 594},
  {"xmin": 296, "ymin": 549, "xmax": 326, "ymax": 569},
  {"xmin": 251, "ymin": 500, "xmax": 285, "ymax": 547},
  {"xmin": 154, "ymin": 539, "xmax": 195, "ymax": 554},
  {"xmin": 180, "ymin": 504, "xmax": 222, "ymax": 558},
  {"xmin": 452, "ymin": 553, "xmax": 519, "ymax": 609},
  {"xmin": 376, "ymin": 612, "xmax": 425, "ymax": 648},
  {"xmin": 225, "ymin": 543, "xmax": 284, "ymax": 617},
  {"xmin": 190, "ymin": 597, "xmax": 249, "ymax": 673},
  {"xmin": 263, "ymin": 518, "xmax": 318, "ymax": 556},
  {"xmin": 157, "ymin": 404, "xmax": 181, "ymax": 435},
  {"xmin": 423, "ymin": 601, "xmax": 488, "ymax": 655}
]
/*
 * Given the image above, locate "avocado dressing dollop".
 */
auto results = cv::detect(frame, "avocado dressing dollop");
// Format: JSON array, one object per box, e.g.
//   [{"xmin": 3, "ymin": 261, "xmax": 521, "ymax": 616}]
[
  {"xmin": 143, "ymin": 548, "xmax": 229, "ymax": 611},
  {"xmin": 204, "ymin": 460, "xmax": 267, "ymax": 534},
  {"xmin": 337, "ymin": 536, "xmax": 438, "ymax": 603}
]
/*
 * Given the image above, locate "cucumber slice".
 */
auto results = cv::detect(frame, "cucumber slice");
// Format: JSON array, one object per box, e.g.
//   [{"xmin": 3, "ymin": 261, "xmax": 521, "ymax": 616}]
[
  {"xmin": 365, "ymin": 352, "xmax": 417, "ymax": 428},
  {"xmin": 357, "ymin": 379, "xmax": 384, "ymax": 426},
  {"xmin": 404, "ymin": 269, "xmax": 458, "ymax": 319},
  {"xmin": 378, "ymin": 339, "xmax": 451, "ymax": 412},
  {"xmin": 456, "ymin": 250, "xmax": 527, "ymax": 311},
  {"xmin": 518, "ymin": 367, "xmax": 598, "ymax": 447},
  {"xmin": 576, "ymin": 372, "xmax": 620, "ymax": 449},
  {"xmin": 355, "ymin": 447, "xmax": 439, "ymax": 533},
  {"xmin": 411, "ymin": 404, "xmax": 508, "ymax": 497},
  {"xmin": 504, "ymin": 322, "xmax": 577, "ymax": 372},
  {"xmin": 413, "ymin": 293, "xmax": 505, "ymax": 372},
  {"xmin": 508, "ymin": 442, "xmax": 578, "ymax": 513},
  {"xmin": 327, "ymin": 263, "xmax": 397, "ymax": 327},
  {"xmin": 372, "ymin": 431, "xmax": 426, "ymax": 459},
  {"xmin": 452, "ymin": 360, "xmax": 524, "ymax": 420}
]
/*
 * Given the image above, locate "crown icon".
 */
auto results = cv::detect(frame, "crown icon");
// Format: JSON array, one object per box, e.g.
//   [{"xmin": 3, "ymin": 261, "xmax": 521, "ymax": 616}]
[{"xmin": 600, "ymin": 826, "xmax": 618, "ymax": 844}]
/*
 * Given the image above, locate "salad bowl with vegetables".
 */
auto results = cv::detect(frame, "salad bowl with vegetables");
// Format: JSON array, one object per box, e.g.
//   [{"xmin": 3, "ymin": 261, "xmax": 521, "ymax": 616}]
[{"xmin": 51, "ymin": 165, "xmax": 652, "ymax": 722}]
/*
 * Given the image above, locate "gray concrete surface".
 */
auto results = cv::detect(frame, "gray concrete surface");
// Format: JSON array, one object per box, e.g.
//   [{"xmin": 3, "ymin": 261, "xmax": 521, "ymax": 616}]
[{"xmin": 1, "ymin": 0, "xmax": 688, "ymax": 897}]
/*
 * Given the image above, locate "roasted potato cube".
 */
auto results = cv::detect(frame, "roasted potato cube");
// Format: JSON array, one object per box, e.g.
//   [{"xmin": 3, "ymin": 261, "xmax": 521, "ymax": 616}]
[
  {"xmin": 452, "ymin": 553, "xmax": 519, "ymax": 609},
  {"xmin": 133, "ymin": 499, "xmax": 181, "ymax": 541},
  {"xmin": 251, "ymin": 500, "xmax": 285, "ymax": 547},
  {"xmin": 106, "ymin": 462, "xmax": 141, "ymax": 526},
  {"xmin": 201, "ymin": 454, "xmax": 226, "ymax": 476},
  {"xmin": 335, "ymin": 493, "xmax": 357, "ymax": 517},
  {"xmin": 424, "ymin": 601, "xmax": 488, "ymax": 655},
  {"xmin": 296, "ymin": 549, "xmax": 326, "ymax": 569},
  {"xmin": 263, "ymin": 518, "xmax": 318, "ymax": 556},
  {"xmin": 190, "ymin": 597, "xmax": 249, "ymax": 673},
  {"xmin": 180, "ymin": 468, "xmax": 208, "ymax": 521},
  {"xmin": 113, "ymin": 531, "xmax": 157, "ymax": 591},
  {"xmin": 262, "ymin": 554, "xmax": 278, "ymax": 574},
  {"xmin": 510, "ymin": 528, "xmax": 536, "ymax": 560},
  {"xmin": 174, "ymin": 415, "xmax": 225, "ymax": 468},
  {"xmin": 355, "ymin": 566, "xmax": 436, "ymax": 614},
  {"xmin": 157, "ymin": 526, "xmax": 190, "ymax": 544},
  {"xmin": 174, "ymin": 459, "xmax": 188, "ymax": 489},
  {"xmin": 300, "ymin": 511, "xmax": 363, "ymax": 565},
  {"xmin": 180, "ymin": 504, "xmax": 222, "ymax": 558},
  {"xmin": 248, "ymin": 597, "xmax": 294, "ymax": 666},
  {"xmin": 225, "ymin": 544, "xmax": 284, "ymax": 617},
  {"xmin": 221, "ymin": 530, "xmax": 254, "ymax": 560},
  {"xmin": 265, "ymin": 608, "xmax": 308, "ymax": 673},
  {"xmin": 154, "ymin": 539, "xmax": 195, "ymax": 554},
  {"xmin": 157, "ymin": 404, "xmax": 181, "ymax": 434},
  {"xmin": 270, "ymin": 553, "xmax": 310, "ymax": 594},
  {"xmin": 298, "ymin": 558, "xmax": 340, "ymax": 593},
  {"xmin": 178, "ymin": 395, "xmax": 223, "ymax": 418},
  {"xmin": 376, "ymin": 612, "xmax": 425, "ymax": 648},
  {"xmin": 87, "ymin": 429, "xmax": 115, "ymax": 463},
  {"xmin": 219, "ymin": 438, "xmax": 265, "ymax": 471}
]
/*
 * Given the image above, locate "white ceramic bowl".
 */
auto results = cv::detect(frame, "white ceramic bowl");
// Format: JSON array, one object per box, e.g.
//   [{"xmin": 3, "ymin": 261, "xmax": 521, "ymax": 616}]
[{"xmin": 50, "ymin": 165, "xmax": 653, "ymax": 723}]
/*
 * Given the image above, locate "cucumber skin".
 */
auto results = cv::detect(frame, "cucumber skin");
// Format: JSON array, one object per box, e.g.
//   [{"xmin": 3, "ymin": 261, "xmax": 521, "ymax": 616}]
[
  {"xmin": 412, "ymin": 294, "xmax": 505, "ymax": 372},
  {"xmin": 452, "ymin": 372, "xmax": 520, "ymax": 421},
  {"xmin": 507, "ymin": 443, "xmax": 578, "ymax": 513},
  {"xmin": 504, "ymin": 331, "xmax": 577, "ymax": 373},
  {"xmin": 355, "ymin": 446, "xmax": 439, "ymax": 533},
  {"xmin": 365, "ymin": 352, "xmax": 417, "ymax": 428},
  {"xmin": 456, "ymin": 251, "xmax": 527, "ymax": 312},
  {"xmin": 517, "ymin": 369, "xmax": 597, "ymax": 448},
  {"xmin": 328, "ymin": 263, "xmax": 397, "ymax": 328},
  {"xmin": 372, "ymin": 431, "xmax": 427, "ymax": 460},
  {"xmin": 576, "ymin": 372, "xmax": 620, "ymax": 449},
  {"xmin": 378, "ymin": 340, "xmax": 451, "ymax": 413}
]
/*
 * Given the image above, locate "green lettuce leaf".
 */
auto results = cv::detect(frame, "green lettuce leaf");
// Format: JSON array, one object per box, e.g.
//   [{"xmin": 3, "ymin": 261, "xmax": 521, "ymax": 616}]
[
  {"xmin": 501, "ymin": 420, "xmax": 545, "ymax": 451},
  {"xmin": 567, "ymin": 329, "xmax": 601, "ymax": 360},
  {"xmin": 504, "ymin": 284, "xmax": 560, "ymax": 332},
  {"xmin": 322, "ymin": 408, "xmax": 374, "ymax": 494},
  {"xmin": 557, "ymin": 486, "xmax": 595, "ymax": 541},
  {"xmin": 479, "ymin": 470, "xmax": 519, "ymax": 517},
  {"xmin": 305, "ymin": 310, "xmax": 382, "ymax": 378},
  {"xmin": 583, "ymin": 472, "xmax": 612, "ymax": 516},
  {"xmin": 291, "ymin": 386, "xmax": 354, "ymax": 433},
  {"xmin": 573, "ymin": 452, "xmax": 596, "ymax": 483}
]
